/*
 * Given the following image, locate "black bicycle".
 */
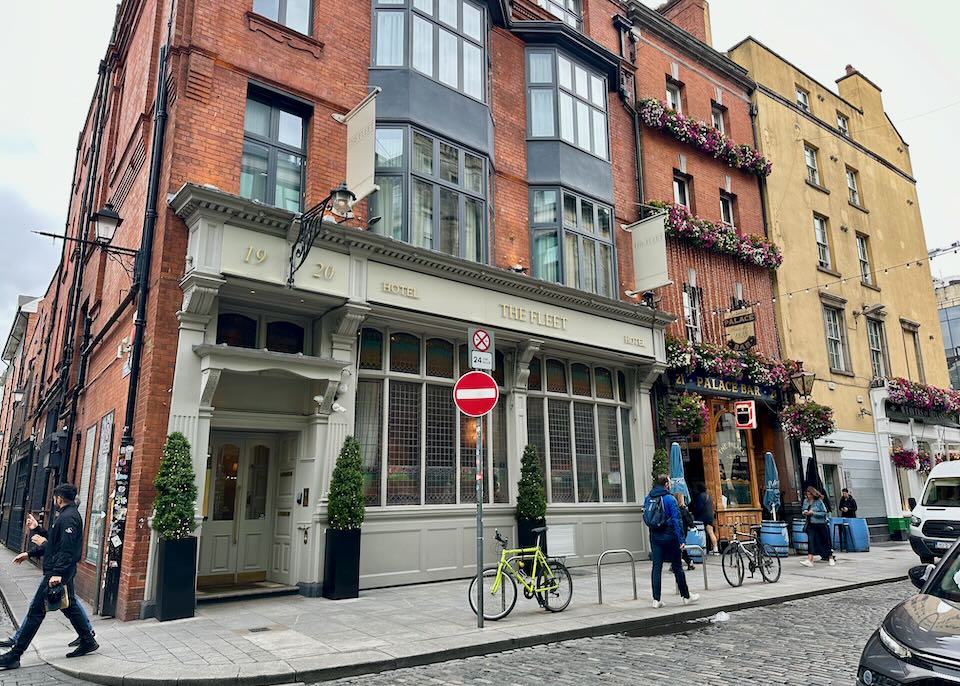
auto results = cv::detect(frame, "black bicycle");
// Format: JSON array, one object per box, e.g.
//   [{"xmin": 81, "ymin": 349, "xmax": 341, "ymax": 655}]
[{"xmin": 722, "ymin": 523, "xmax": 782, "ymax": 587}]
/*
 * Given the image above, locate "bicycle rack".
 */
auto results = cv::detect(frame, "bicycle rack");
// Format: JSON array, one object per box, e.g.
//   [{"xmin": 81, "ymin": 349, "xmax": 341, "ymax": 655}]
[
  {"xmin": 685, "ymin": 544, "xmax": 709, "ymax": 590},
  {"xmin": 596, "ymin": 549, "xmax": 638, "ymax": 604}
]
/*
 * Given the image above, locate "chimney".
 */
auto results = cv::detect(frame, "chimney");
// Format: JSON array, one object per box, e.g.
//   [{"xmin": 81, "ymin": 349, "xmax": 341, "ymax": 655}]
[
  {"xmin": 845, "ymin": 64, "xmax": 856, "ymax": 76},
  {"xmin": 657, "ymin": 0, "xmax": 712, "ymax": 46}
]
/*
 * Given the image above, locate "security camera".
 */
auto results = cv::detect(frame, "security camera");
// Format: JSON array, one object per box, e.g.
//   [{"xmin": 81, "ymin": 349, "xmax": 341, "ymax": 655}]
[{"xmin": 313, "ymin": 395, "xmax": 324, "ymax": 405}]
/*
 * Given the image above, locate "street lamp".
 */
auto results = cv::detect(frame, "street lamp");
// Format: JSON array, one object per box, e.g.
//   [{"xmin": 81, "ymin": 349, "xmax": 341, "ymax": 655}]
[
  {"xmin": 91, "ymin": 202, "xmax": 124, "ymax": 244},
  {"xmin": 329, "ymin": 182, "xmax": 356, "ymax": 219},
  {"xmin": 288, "ymin": 182, "xmax": 356, "ymax": 286},
  {"xmin": 12, "ymin": 389, "xmax": 25, "ymax": 404},
  {"xmin": 790, "ymin": 369, "xmax": 816, "ymax": 399}
]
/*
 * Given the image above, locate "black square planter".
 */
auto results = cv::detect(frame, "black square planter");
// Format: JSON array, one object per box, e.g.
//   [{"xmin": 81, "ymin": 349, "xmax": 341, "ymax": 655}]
[
  {"xmin": 323, "ymin": 529, "xmax": 361, "ymax": 600},
  {"xmin": 517, "ymin": 518, "xmax": 547, "ymax": 557},
  {"xmin": 156, "ymin": 536, "xmax": 197, "ymax": 621}
]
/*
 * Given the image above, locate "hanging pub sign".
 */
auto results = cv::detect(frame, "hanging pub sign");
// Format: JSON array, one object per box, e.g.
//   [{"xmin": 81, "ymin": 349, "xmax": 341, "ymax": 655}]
[
  {"xmin": 673, "ymin": 372, "xmax": 779, "ymax": 403},
  {"xmin": 724, "ymin": 306, "xmax": 757, "ymax": 351},
  {"xmin": 885, "ymin": 401, "xmax": 960, "ymax": 428},
  {"xmin": 626, "ymin": 210, "xmax": 671, "ymax": 293}
]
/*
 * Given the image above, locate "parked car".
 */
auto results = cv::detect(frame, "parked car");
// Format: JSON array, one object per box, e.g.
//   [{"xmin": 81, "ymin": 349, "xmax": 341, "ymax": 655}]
[
  {"xmin": 858, "ymin": 541, "xmax": 960, "ymax": 684},
  {"xmin": 909, "ymin": 461, "xmax": 960, "ymax": 563}
]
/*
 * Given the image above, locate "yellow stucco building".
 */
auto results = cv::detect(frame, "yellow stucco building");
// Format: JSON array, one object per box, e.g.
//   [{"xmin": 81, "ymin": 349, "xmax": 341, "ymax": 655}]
[{"xmin": 729, "ymin": 38, "xmax": 954, "ymax": 538}]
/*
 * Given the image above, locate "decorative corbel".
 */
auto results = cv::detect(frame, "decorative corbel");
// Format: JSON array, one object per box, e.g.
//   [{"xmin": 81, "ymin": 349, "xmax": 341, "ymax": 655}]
[
  {"xmin": 199, "ymin": 368, "xmax": 223, "ymax": 407},
  {"xmin": 514, "ymin": 339, "xmax": 543, "ymax": 390}
]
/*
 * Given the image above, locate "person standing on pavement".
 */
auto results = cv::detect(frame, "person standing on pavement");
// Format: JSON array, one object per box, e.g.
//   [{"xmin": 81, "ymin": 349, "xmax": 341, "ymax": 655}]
[
  {"xmin": 692, "ymin": 483, "xmax": 719, "ymax": 555},
  {"xmin": 0, "ymin": 483, "xmax": 98, "ymax": 671},
  {"xmin": 800, "ymin": 486, "xmax": 835, "ymax": 568},
  {"xmin": 644, "ymin": 475, "xmax": 700, "ymax": 608},
  {"xmin": 838, "ymin": 489, "xmax": 858, "ymax": 518},
  {"xmin": 676, "ymin": 493, "xmax": 696, "ymax": 571}
]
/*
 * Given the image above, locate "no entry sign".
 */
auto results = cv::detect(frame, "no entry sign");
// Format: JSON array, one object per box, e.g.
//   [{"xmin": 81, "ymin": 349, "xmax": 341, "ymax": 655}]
[{"xmin": 454, "ymin": 371, "xmax": 499, "ymax": 417}]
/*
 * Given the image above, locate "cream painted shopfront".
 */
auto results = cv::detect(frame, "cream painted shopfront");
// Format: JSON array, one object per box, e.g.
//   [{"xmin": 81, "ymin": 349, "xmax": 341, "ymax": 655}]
[{"xmin": 154, "ymin": 184, "xmax": 669, "ymax": 601}]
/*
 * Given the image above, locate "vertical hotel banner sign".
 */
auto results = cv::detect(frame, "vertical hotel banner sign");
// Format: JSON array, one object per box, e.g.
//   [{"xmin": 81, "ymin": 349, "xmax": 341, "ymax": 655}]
[
  {"xmin": 333, "ymin": 87, "xmax": 382, "ymax": 203},
  {"xmin": 626, "ymin": 209, "xmax": 671, "ymax": 293}
]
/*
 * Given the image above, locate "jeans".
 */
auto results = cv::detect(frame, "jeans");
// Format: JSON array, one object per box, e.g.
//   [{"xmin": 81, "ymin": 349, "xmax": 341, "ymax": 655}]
[
  {"xmin": 9, "ymin": 588, "xmax": 93, "ymax": 642},
  {"xmin": 650, "ymin": 537, "xmax": 690, "ymax": 601},
  {"xmin": 11, "ymin": 576, "xmax": 94, "ymax": 657}
]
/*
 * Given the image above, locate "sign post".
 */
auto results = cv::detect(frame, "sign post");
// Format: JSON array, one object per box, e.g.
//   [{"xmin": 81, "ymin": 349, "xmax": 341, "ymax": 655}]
[{"xmin": 454, "ymin": 369, "xmax": 500, "ymax": 629}]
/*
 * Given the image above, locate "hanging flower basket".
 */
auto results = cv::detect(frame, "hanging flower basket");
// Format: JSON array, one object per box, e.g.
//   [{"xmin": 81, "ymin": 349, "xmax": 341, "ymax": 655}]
[
  {"xmin": 780, "ymin": 401, "xmax": 835, "ymax": 442},
  {"xmin": 891, "ymin": 448, "xmax": 919, "ymax": 471},
  {"xmin": 917, "ymin": 450, "xmax": 934, "ymax": 474},
  {"xmin": 887, "ymin": 378, "xmax": 960, "ymax": 414},
  {"xmin": 670, "ymin": 393, "xmax": 709, "ymax": 436},
  {"xmin": 648, "ymin": 201, "xmax": 783, "ymax": 270},
  {"xmin": 637, "ymin": 99, "xmax": 773, "ymax": 177},
  {"xmin": 666, "ymin": 335, "xmax": 800, "ymax": 390}
]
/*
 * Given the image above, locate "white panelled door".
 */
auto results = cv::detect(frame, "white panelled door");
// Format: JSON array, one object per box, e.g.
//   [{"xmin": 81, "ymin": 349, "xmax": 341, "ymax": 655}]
[{"xmin": 198, "ymin": 434, "xmax": 276, "ymax": 584}]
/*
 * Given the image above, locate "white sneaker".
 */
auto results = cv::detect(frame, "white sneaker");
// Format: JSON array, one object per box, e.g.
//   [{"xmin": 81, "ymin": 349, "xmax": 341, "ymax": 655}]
[
  {"xmin": 829, "ymin": 558, "xmax": 836, "ymax": 567},
  {"xmin": 683, "ymin": 594, "xmax": 700, "ymax": 606},
  {"xmin": 800, "ymin": 559, "xmax": 814, "ymax": 567},
  {"xmin": 652, "ymin": 600, "xmax": 665, "ymax": 609}
]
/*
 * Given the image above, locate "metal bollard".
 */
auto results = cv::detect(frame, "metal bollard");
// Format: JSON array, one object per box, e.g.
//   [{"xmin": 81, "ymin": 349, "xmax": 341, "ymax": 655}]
[{"xmin": 597, "ymin": 549, "xmax": 638, "ymax": 604}]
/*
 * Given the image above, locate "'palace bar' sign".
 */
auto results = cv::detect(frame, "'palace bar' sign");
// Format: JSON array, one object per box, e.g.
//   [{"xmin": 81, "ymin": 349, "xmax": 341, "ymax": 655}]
[{"xmin": 673, "ymin": 372, "xmax": 780, "ymax": 402}]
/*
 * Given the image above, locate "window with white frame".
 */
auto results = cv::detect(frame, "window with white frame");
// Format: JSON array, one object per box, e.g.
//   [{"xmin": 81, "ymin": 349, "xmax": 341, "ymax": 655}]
[
  {"xmin": 356, "ymin": 328, "xmax": 508, "ymax": 506},
  {"xmin": 683, "ymin": 283, "xmax": 703, "ymax": 343},
  {"xmin": 711, "ymin": 105, "xmax": 725, "ymax": 134},
  {"xmin": 666, "ymin": 81, "xmax": 683, "ymax": 113},
  {"xmin": 530, "ymin": 188, "xmax": 615, "ymax": 297},
  {"xmin": 846, "ymin": 167, "xmax": 862, "ymax": 206},
  {"xmin": 857, "ymin": 234, "xmax": 872, "ymax": 285},
  {"xmin": 373, "ymin": 0, "xmax": 486, "ymax": 102},
  {"xmin": 719, "ymin": 192, "xmax": 736, "ymax": 226},
  {"xmin": 837, "ymin": 112, "xmax": 850, "ymax": 137},
  {"xmin": 240, "ymin": 92, "xmax": 306, "ymax": 212},
  {"xmin": 867, "ymin": 318, "xmax": 887, "ymax": 379},
  {"xmin": 823, "ymin": 305, "xmax": 848, "ymax": 372},
  {"xmin": 253, "ymin": 0, "xmax": 311, "ymax": 34},
  {"xmin": 796, "ymin": 85, "xmax": 810, "ymax": 112},
  {"xmin": 673, "ymin": 173, "xmax": 690, "ymax": 209},
  {"xmin": 527, "ymin": 50, "xmax": 609, "ymax": 160},
  {"xmin": 371, "ymin": 126, "xmax": 487, "ymax": 262},
  {"xmin": 525, "ymin": 356, "xmax": 635, "ymax": 503},
  {"xmin": 814, "ymin": 215, "xmax": 831, "ymax": 270},
  {"xmin": 536, "ymin": 0, "xmax": 581, "ymax": 28},
  {"xmin": 804, "ymin": 144, "xmax": 820, "ymax": 185}
]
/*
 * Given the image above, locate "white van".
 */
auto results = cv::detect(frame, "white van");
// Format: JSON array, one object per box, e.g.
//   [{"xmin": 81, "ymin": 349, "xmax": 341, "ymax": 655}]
[{"xmin": 910, "ymin": 461, "xmax": 960, "ymax": 562}]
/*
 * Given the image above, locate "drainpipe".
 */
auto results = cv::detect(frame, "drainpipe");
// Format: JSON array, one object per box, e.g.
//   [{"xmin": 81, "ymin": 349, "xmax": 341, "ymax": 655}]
[{"xmin": 100, "ymin": 3, "xmax": 174, "ymax": 618}]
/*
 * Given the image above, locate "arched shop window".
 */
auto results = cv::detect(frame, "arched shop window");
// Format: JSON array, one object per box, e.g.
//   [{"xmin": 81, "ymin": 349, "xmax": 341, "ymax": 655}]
[
  {"xmin": 355, "ymin": 327, "xmax": 508, "ymax": 507},
  {"xmin": 265, "ymin": 321, "xmax": 305, "ymax": 354},
  {"xmin": 526, "ymin": 356, "xmax": 635, "ymax": 504},
  {"xmin": 217, "ymin": 313, "xmax": 257, "ymax": 348},
  {"xmin": 716, "ymin": 412, "xmax": 751, "ymax": 508}
]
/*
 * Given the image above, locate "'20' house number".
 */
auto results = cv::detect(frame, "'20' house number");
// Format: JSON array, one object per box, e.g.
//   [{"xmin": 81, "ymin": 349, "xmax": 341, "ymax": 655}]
[{"xmin": 242, "ymin": 246, "xmax": 336, "ymax": 281}]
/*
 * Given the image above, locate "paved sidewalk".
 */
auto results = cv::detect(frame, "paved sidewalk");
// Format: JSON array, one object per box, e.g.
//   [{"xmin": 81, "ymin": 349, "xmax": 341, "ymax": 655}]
[{"xmin": 0, "ymin": 544, "xmax": 913, "ymax": 685}]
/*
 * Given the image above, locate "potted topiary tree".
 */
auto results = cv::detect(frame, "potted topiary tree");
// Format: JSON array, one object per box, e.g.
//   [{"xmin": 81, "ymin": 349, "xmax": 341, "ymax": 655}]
[
  {"xmin": 153, "ymin": 432, "xmax": 198, "ymax": 621},
  {"xmin": 323, "ymin": 436, "xmax": 365, "ymax": 599},
  {"xmin": 516, "ymin": 444, "xmax": 548, "ymax": 555}
]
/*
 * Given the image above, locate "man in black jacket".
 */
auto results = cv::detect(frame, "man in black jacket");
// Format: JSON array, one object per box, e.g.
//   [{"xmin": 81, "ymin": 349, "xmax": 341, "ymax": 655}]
[
  {"xmin": 0, "ymin": 483, "xmax": 98, "ymax": 670},
  {"xmin": 838, "ymin": 488, "xmax": 858, "ymax": 518}
]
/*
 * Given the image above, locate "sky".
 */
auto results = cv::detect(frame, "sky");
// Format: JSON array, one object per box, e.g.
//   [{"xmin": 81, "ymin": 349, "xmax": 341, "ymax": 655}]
[{"xmin": 0, "ymin": 1, "xmax": 958, "ymax": 353}]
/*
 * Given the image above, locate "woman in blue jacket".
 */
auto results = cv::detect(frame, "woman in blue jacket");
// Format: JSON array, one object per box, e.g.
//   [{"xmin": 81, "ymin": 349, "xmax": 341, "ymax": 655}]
[{"xmin": 801, "ymin": 487, "xmax": 835, "ymax": 567}]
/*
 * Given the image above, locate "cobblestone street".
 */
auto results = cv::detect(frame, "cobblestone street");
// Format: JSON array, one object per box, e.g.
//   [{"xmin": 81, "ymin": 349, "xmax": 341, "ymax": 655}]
[{"xmin": 325, "ymin": 581, "xmax": 915, "ymax": 686}]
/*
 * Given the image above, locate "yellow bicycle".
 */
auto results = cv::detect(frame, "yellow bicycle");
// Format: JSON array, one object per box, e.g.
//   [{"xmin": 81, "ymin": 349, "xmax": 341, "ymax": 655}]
[{"xmin": 468, "ymin": 526, "xmax": 573, "ymax": 620}]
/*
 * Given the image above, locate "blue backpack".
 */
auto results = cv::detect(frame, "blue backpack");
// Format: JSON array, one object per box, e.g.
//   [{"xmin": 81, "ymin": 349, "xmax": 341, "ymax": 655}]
[{"xmin": 644, "ymin": 495, "xmax": 668, "ymax": 530}]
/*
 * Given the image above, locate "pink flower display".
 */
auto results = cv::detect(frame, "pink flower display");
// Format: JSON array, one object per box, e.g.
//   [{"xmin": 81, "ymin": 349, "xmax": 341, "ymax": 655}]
[
  {"xmin": 648, "ymin": 201, "xmax": 783, "ymax": 270},
  {"xmin": 637, "ymin": 99, "xmax": 773, "ymax": 177},
  {"xmin": 665, "ymin": 336, "xmax": 801, "ymax": 391},
  {"xmin": 890, "ymin": 449, "xmax": 919, "ymax": 471},
  {"xmin": 780, "ymin": 401, "xmax": 835, "ymax": 442},
  {"xmin": 670, "ymin": 392, "xmax": 709, "ymax": 436},
  {"xmin": 887, "ymin": 378, "xmax": 960, "ymax": 415}
]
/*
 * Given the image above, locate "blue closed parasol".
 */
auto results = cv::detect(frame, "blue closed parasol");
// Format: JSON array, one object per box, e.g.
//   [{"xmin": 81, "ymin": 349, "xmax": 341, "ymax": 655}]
[
  {"xmin": 669, "ymin": 442, "xmax": 690, "ymax": 503},
  {"xmin": 763, "ymin": 451, "xmax": 781, "ymax": 520}
]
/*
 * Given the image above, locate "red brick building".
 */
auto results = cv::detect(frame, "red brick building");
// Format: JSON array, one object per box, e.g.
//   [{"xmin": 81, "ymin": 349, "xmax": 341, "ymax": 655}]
[{"xmin": 0, "ymin": 0, "xmax": 790, "ymax": 620}]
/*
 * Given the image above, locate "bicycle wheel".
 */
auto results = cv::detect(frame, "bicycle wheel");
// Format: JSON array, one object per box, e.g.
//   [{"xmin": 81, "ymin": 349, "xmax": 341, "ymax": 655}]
[
  {"xmin": 536, "ymin": 560, "xmax": 573, "ymax": 612},
  {"xmin": 468, "ymin": 566, "xmax": 517, "ymax": 621},
  {"xmin": 758, "ymin": 544, "xmax": 782, "ymax": 583},
  {"xmin": 722, "ymin": 543, "xmax": 745, "ymax": 587}
]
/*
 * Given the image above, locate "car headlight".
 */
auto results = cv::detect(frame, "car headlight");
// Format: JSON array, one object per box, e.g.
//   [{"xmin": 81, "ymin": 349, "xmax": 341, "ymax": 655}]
[
  {"xmin": 910, "ymin": 515, "xmax": 921, "ymax": 527},
  {"xmin": 879, "ymin": 626, "xmax": 913, "ymax": 660}
]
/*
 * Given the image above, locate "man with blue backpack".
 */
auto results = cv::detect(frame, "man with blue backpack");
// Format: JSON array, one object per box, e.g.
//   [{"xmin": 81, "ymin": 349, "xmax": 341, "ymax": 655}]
[{"xmin": 644, "ymin": 474, "xmax": 700, "ymax": 609}]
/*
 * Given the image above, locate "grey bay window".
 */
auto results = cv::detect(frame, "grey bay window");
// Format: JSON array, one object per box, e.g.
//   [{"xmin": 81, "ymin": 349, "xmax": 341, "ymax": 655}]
[
  {"xmin": 373, "ymin": 0, "xmax": 486, "ymax": 102},
  {"xmin": 240, "ymin": 93, "xmax": 306, "ymax": 212},
  {"xmin": 527, "ymin": 49, "xmax": 609, "ymax": 160},
  {"xmin": 372, "ymin": 126, "xmax": 487, "ymax": 262},
  {"xmin": 356, "ymin": 327, "xmax": 508, "ymax": 506},
  {"xmin": 526, "ymin": 356, "xmax": 635, "ymax": 504},
  {"xmin": 530, "ymin": 188, "xmax": 615, "ymax": 298},
  {"xmin": 535, "ymin": 0, "xmax": 581, "ymax": 28},
  {"xmin": 252, "ymin": 0, "xmax": 311, "ymax": 34}
]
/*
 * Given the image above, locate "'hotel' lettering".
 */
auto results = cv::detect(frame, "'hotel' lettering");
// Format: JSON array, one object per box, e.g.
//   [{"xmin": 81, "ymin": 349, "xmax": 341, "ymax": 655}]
[{"xmin": 382, "ymin": 282, "xmax": 419, "ymax": 299}]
